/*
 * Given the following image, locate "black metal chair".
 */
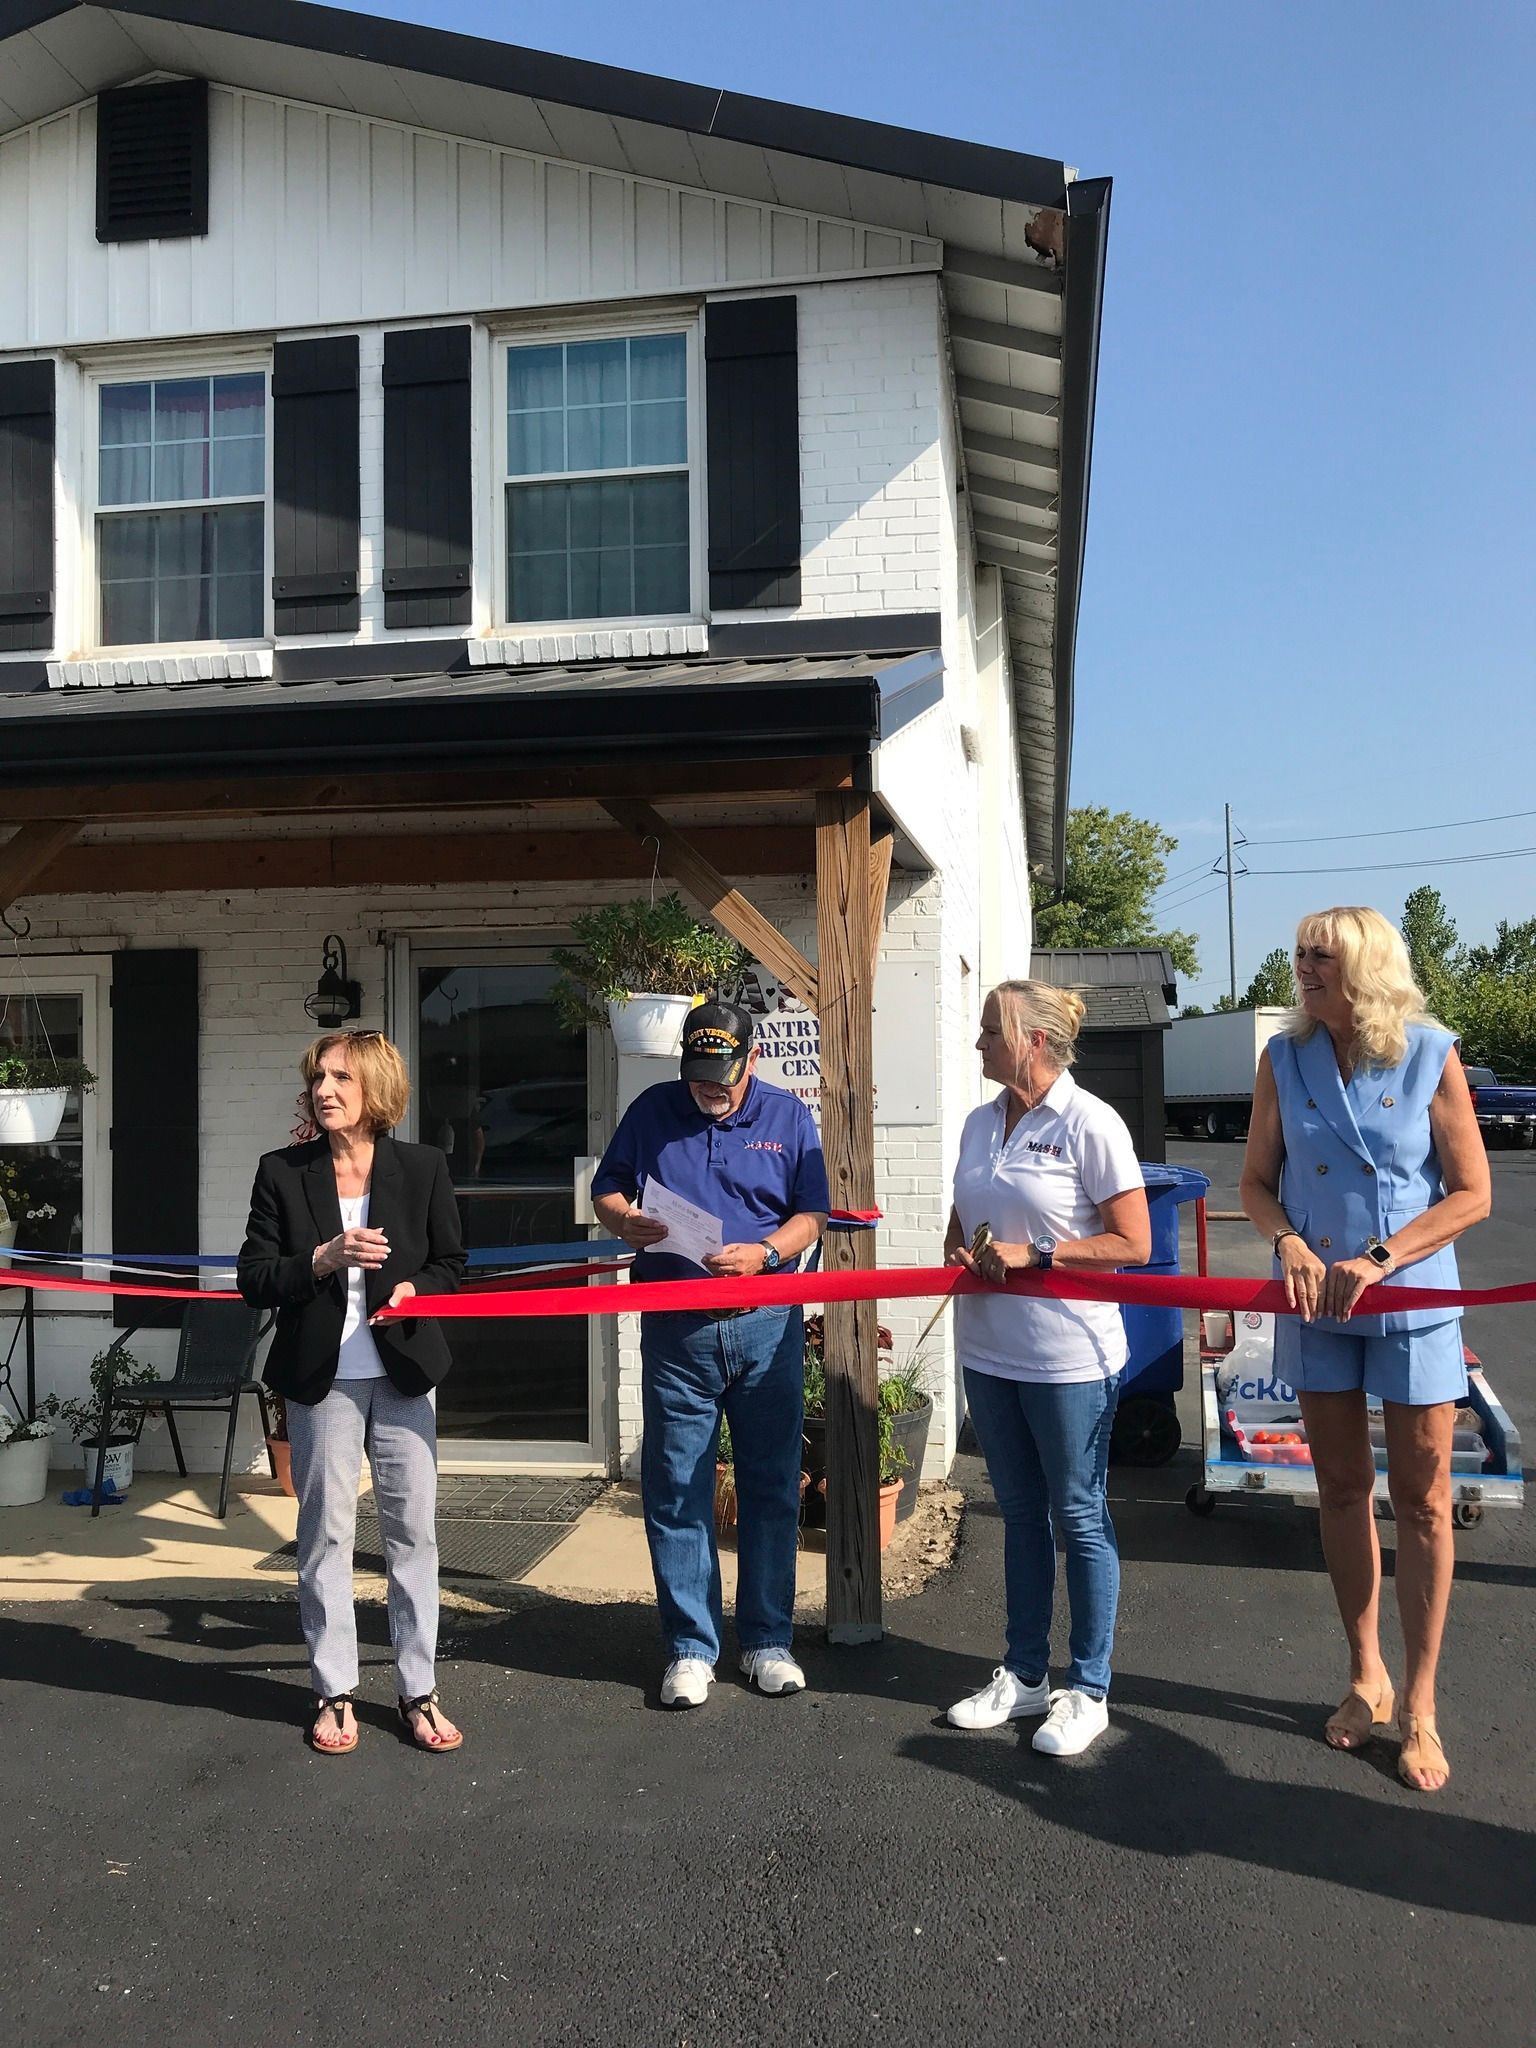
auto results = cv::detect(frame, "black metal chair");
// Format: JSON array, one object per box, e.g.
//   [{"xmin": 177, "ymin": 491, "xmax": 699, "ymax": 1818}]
[{"xmin": 91, "ymin": 1301, "xmax": 275, "ymax": 1519}]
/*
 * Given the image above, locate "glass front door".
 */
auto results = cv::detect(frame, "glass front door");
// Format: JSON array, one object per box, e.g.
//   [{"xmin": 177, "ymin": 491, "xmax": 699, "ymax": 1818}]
[{"xmin": 409, "ymin": 951, "xmax": 596, "ymax": 1459}]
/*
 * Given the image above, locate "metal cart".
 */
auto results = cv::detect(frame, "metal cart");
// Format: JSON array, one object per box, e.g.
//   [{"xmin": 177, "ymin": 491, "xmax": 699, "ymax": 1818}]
[{"xmin": 1184, "ymin": 1202, "xmax": 1526, "ymax": 1526}]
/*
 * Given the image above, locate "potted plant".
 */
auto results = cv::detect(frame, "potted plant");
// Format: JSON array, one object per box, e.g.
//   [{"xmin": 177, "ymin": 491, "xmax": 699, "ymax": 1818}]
[
  {"xmin": 714, "ymin": 1414, "xmax": 738, "ymax": 1535},
  {"xmin": 50, "ymin": 1344, "xmax": 159, "ymax": 1493},
  {"xmin": 815, "ymin": 1407, "xmax": 907, "ymax": 1550},
  {"xmin": 801, "ymin": 1316, "xmax": 897, "ymax": 1521},
  {"xmin": 877, "ymin": 1359, "xmax": 934, "ymax": 1526},
  {"xmin": 0, "ymin": 1047, "xmax": 98, "ymax": 1146},
  {"xmin": 0, "ymin": 1404, "xmax": 55, "ymax": 1507},
  {"xmin": 552, "ymin": 894, "xmax": 744, "ymax": 1056},
  {"xmin": 266, "ymin": 1392, "xmax": 296, "ymax": 1497}
]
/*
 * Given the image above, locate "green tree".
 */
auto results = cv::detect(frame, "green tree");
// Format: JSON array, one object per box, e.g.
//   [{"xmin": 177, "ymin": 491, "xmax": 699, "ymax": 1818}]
[
  {"xmin": 1033, "ymin": 806, "xmax": 1199, "ymax": 976},
  {"xmin": 1400, "ymin": 885, "xmax": 1464, "ymax": 1012},
  {"xmin": 1241, "ymin": 947, "xmax": 1295, "ymax": 1007},
  {"xmin": 1396, "ymin": 890, "xmax": 1536, "ymax": 1082}
]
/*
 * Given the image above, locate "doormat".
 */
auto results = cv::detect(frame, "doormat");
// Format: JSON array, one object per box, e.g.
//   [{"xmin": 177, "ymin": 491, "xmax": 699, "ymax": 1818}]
[{"xmin": 255, "ymin": 1475, "xmax": 607, "ymax": 1585}]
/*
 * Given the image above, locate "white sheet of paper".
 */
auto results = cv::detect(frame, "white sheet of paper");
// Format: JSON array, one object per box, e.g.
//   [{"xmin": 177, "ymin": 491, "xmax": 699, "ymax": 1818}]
[{"xmin": 639, "ymin": 1180, "xmax": 724, "ymax": 1269}]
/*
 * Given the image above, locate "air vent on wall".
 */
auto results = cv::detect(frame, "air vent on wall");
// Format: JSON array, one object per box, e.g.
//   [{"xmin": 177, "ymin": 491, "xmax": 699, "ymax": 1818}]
[{"xmin": 96, "ymin": 79, "xmax": 210, "ymax": 243}]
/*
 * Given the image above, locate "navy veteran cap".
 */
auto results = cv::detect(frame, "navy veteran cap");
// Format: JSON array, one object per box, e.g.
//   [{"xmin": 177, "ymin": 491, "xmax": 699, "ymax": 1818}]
[{"xmin": 679, "ymin": 1001, "xmax": 753, "ymax": 1084}]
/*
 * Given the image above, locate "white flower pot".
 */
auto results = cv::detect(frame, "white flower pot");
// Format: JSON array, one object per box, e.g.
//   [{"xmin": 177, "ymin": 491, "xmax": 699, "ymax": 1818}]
[
  {"xmin": 607, "ymin": 994, "xmax": 693, "ymax": 1058},
  {"xmin": 80, "ymin": 1441, "xmax": 135, "ymax": 1494},
  {"xmin": 0, "ymin": 1434, "xmax": 50, "ymax": 1507},
  {"xmin": 0, "ymin": 1088, "xmax": 68, "ymax": 1145},
  {"xmin": 0, "ymin": 1213, "xmax": 15, "ymax": 1270}
]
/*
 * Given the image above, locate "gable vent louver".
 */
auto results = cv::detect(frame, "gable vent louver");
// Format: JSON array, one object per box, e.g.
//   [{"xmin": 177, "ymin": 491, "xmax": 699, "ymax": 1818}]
[{"xmin": 96, "ymin": 79, "xmax": 210, "ymax": 243}]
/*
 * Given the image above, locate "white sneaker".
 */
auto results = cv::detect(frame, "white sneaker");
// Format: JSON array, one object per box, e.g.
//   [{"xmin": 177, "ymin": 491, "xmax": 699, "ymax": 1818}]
[
  {"xmin": 947, "ymin": 1666, "xmax": 1051, "ymax": 1730},
  {"xmin": 1032, "ymin": 1687, "xmax": 1110, "ymax": 1756},
  {"xmin": 660, "ymin": 1658, "xmax": 715, "ymax": 1708},
  {"xmin": 739, "ymin": 1647, "xmax": 806, "ymax": 1696}
]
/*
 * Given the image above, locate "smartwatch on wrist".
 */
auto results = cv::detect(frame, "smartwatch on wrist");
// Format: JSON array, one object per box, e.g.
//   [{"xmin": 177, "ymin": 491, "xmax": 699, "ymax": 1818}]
[
  {"xmin": 1031, "ymin": 1236, "xmax": 1057, "ymax": 1270},
  {"xmin": 1365, "ymin": 1237, "xmax": 1394, "ymax": 1270},
  {"xmin": 761, "ymin": 1243, "xmax": 783, "ymax": 1273},
  {"xmin": 1272, "ymin": 1227, "xmax": 1301, "ymax": 1254}
]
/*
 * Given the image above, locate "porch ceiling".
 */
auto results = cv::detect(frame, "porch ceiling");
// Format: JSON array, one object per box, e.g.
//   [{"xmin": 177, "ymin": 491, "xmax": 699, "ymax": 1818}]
[{"xmin": 0, "ymin": 0, "xmax": 1112, "ymax": 885}]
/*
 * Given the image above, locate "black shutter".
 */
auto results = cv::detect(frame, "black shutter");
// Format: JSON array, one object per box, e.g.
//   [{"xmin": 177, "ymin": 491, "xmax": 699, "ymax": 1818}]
[
  {"xmin": 96, "ymin": 79, "xmax": 209, "ymax": 243},
  {"xmin": 272, "ymin": 335, "xmax": 361, "ymax": 635},
  {"xmin": 705, "ymin": 296, "xmax": 801, "ymax": 609},
  {"xmin": 112, "ymin": 951, "xmax": 199, "ymax": 1329},
  {"xmin": 382, "ymin": 326, "xmax": 472, "ymax": 630},
  {"xmin": 0, "ymin": 360, "xmax": 54, "ymax": 654}
]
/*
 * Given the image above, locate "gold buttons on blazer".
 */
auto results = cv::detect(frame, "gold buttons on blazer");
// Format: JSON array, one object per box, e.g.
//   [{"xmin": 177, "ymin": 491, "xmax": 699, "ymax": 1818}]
[
  {"xmin": 1320, "ymin": 1236, "xmax": 1332, "ymax": 1248},
  {"xmin": 1306, "ymin": 1099, "xmax": 1317, "ymax": 1109},
  {"xmin": 1316, "ymin": 1163, "xmax": 1328, "ymax": 1174},
  {"xmin": 1383, "ymin": 1096, "xmax": 1395, "ymax": 1108},
  {"xmin": 1363, "ymin": 1164, "xmax": 1376, "ymax": 1175}
]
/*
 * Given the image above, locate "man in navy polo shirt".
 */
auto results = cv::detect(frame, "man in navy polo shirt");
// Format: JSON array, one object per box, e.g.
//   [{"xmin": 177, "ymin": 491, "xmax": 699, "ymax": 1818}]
[{"xmin": 593, "ymin": 1001, "xmax": 829, "ymax": 1708}]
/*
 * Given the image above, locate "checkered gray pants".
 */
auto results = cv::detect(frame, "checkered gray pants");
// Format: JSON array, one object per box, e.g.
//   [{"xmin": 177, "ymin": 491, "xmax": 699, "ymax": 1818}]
[{"xmin": 286, "ymin": 1377, "xmax": 440, "ymax": 1701}]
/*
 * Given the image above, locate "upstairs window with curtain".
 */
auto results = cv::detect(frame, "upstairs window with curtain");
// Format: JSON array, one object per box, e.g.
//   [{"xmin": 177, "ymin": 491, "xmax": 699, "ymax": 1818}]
[
  {"xmin": 97, "ymin": 372, "xmax": 266, "ymax": 646},
  {"xmin": 503, "ymin": 333, "xmax": 690, "ymax": 625}
]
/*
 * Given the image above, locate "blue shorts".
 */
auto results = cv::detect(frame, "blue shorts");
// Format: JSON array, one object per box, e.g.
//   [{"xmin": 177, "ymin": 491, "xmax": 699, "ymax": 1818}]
[{"xmin": 1273, "ymin": 1316, "xmax": 1467, "ymax": 1407}]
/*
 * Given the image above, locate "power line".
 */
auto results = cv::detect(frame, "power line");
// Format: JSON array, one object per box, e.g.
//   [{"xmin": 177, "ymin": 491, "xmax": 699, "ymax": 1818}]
[
  {"xmin": 1246, "ymin": 843, "xmax": 1536, "ymax": 878},
  {"xmin": 1155, "ymin": 870, "xmax": 1226, "ymax": 911},
  {"xmin": 1242, "ymin": 807, "xmax": 1536, "ymax": 848},
  {"xmin": 1158, "ymin": 878, "xmax": 1229, "ymax": 914}
]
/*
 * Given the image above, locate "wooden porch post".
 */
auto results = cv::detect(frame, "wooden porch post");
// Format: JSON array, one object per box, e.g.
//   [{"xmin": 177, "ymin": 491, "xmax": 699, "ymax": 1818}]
[{"xmin": 815, "ymin": 789, "xmax": 882, "ymax": 1643}]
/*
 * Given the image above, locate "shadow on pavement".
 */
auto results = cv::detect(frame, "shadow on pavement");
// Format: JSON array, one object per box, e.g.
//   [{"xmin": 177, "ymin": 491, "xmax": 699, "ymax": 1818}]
[{"xmin": 897, "ymin": 1688, "xmax": 1536, "ymax": 1929}]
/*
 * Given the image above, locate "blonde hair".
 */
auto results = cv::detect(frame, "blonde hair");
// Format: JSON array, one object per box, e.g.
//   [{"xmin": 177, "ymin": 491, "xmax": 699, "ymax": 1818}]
[
  {"xmin": 299, "ymin": 1030, "xmax": 411, "ymax": 1134},
  {"xmin": 1283, "ymin": 906, "xmax": 1436, "ymax": 1069},
  {"xmin": 990, "ymin": 980, "xmax": 1087, "ymax": 1070}
]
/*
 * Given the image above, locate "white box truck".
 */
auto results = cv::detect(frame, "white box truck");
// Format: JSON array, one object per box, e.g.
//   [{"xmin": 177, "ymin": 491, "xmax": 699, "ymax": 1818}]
[{"xmin": 1164, "ymin": 1007, "xmax": 1289, "ymax": 1140}]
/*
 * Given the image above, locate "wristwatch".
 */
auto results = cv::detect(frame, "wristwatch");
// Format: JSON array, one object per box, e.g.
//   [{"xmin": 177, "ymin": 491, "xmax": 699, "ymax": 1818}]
[
  {"xmin": 1031, "ymin": 1236, "xmax": 1057, "ymax": 1270},
  {"xmin": 761, "ymin": 1243, "xmax": 783, "ymax": 1273},
  {"xmin": 1364, "ymin": 1237, "xmax": 1394, "ymax": 1270}
]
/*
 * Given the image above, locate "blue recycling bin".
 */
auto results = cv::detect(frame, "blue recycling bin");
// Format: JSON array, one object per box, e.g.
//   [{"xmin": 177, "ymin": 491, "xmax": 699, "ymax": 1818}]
[{"xmin": 1119, "ymin": 1162, "xmax": 1211, "ymax": 1398}]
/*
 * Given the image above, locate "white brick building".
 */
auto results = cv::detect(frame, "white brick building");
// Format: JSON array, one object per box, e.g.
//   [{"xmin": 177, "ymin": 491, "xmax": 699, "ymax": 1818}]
[{"xmin": 0, "ymin": 2, "xmax": 1111, "ymax": 1523}]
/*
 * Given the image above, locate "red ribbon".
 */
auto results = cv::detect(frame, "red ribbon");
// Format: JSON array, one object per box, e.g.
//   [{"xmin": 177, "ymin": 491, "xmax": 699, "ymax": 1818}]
[{"xmin": 5, "ymin": 1263, "xmax": 1533, "ymax": 1319}]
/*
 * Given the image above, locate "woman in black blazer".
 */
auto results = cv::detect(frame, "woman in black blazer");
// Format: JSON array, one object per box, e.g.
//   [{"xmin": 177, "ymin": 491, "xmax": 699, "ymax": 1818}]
[{"xmin": 239, "ymin": 1030, "xmax": 466, "ymax": 1756}]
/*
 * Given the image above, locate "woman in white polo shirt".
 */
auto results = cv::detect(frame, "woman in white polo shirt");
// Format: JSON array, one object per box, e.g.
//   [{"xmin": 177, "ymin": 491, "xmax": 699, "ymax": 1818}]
[{"xmin": 944, "ymin": 981, "xmax": 1151, "ymax": 1757}]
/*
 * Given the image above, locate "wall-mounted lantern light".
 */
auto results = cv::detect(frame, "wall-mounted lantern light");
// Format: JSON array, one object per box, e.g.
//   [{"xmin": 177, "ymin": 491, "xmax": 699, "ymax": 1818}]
[{"xmin": 304, "ymin": 934, "xmax": 363, "ymax": 1026}]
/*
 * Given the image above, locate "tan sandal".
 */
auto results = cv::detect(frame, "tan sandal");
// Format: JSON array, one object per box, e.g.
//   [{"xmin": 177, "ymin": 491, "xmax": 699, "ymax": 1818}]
[
  {"xmin": 1398, "ymin": 1713, "xmax": 1450, "ymax": 1792},
  {"xmin": 308, "ymin": 1694, "xmax": 358, "ymax": 1756},
  {"xmin": 398, "ymin": 1689, "xmax": 464, "ymax": 1753},
  {"xmin": 1324, "ymin": 1676, "xmax": 1395, "ymax": 1750}
]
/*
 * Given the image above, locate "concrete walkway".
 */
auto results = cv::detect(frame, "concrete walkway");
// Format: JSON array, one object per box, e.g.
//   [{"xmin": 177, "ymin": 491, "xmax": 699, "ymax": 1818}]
[{"xmin": 0, "ymin": 1467, "xmax": 928, "ymax": 1611}]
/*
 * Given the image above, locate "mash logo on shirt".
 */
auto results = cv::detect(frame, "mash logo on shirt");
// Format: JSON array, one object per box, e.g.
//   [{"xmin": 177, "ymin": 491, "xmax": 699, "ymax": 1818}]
[
  {"xmin": 1023, "ymin": 1139, "xmax": 1065, "ymax": 1159},
  {"xmin": 743, "ymin": 1140, "xmax": 784, "ymax": 1152}
]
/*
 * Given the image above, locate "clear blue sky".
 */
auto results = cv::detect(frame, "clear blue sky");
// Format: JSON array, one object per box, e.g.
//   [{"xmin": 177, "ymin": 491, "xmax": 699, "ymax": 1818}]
[{"xmin": 335, "ymin": 0, "xmax": 1535, "ymax": 1002}]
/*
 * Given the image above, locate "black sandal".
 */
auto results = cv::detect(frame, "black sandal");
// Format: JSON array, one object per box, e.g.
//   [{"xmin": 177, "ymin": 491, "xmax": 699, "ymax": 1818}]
[
  {"xmin": 309, "ymin": 1695, "xmax": 358, "ymax": 1756},
  {"xmin": 397, "ymin": 1689, "xmax": 463, "ymax": 1753}
]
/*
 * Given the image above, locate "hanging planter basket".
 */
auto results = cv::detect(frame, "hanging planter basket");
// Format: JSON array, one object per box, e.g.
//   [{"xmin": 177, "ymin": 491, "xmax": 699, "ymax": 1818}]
[
  {"xmin": 607, "ymin": 994, "xmax": 694, "ymax": 1058},
  {"xmin": 0, "ymin": 1088, "xmax": 68, "ymax": 1145}
]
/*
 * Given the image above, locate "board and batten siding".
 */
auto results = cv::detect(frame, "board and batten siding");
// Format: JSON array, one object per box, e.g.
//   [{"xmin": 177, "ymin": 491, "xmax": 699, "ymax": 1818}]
[{"xmin": 0, "ymin": 84, "xmax": 942, "ymax": 351}]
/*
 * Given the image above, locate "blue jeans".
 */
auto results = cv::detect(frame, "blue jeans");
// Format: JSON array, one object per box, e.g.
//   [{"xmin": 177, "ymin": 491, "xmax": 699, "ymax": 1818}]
[
  {"xmin": 963, "ymin": 1367, "xmax": 1121, "ymax": 1698},
  {"xmin": 640, "ymin": 1305, "xmax": 804, "ymax": 1664}
]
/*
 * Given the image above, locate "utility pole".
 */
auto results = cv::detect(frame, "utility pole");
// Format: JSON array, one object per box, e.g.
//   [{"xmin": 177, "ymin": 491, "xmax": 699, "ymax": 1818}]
[{"xmin": 1225, "ymin": 801, "xmax": 1238, "ymax": 1005}]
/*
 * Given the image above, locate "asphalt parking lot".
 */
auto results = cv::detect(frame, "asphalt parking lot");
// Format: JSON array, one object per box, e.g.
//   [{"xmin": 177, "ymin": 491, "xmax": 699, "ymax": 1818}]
[{"xmin": 2, "ymin": 1142, "xmax": 1531, "ymax": 2048}]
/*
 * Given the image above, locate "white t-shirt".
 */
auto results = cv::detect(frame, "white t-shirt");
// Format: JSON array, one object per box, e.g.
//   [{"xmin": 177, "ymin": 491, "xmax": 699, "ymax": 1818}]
[
  {"xmin": 952, "ymin": 1071, "xmax": 1143, "ymax": 1384},
  {"xmin": 333, "ymin": 1193, "xmax": 388, "ymax": 1381}
]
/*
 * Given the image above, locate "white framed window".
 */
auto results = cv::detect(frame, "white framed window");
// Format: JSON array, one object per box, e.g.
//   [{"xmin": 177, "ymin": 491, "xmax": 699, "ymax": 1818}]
[
  {"xmin": 92, "ymin": 368, "xmax": 269, "ymax": 649},
  {"xmin": 499, "ymin": 327, "xmax": 696, "ymax": 629},
  {"xmin": 0, "ymin": 960, "xmax": 112, "ymax": 1311}
]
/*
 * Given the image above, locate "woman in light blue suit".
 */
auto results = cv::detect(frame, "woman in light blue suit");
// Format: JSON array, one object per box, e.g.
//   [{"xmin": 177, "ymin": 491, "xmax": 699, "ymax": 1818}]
[{"xmin": 1241, "ymin": 907, "xmax": 1489, "ymax": 1792}]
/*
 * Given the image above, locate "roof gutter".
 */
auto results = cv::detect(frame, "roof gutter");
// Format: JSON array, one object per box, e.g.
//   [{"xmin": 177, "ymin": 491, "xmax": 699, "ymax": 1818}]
[{"xmin": 1049, "ymin": 174, "xmax": 1113, "ymax": 890}]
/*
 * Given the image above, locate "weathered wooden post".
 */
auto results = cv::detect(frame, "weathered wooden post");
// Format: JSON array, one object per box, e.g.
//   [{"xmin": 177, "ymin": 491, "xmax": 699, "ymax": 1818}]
[{"xmin": 814, "ymin": 789, "xmax": 882, "ymax": 1643}]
